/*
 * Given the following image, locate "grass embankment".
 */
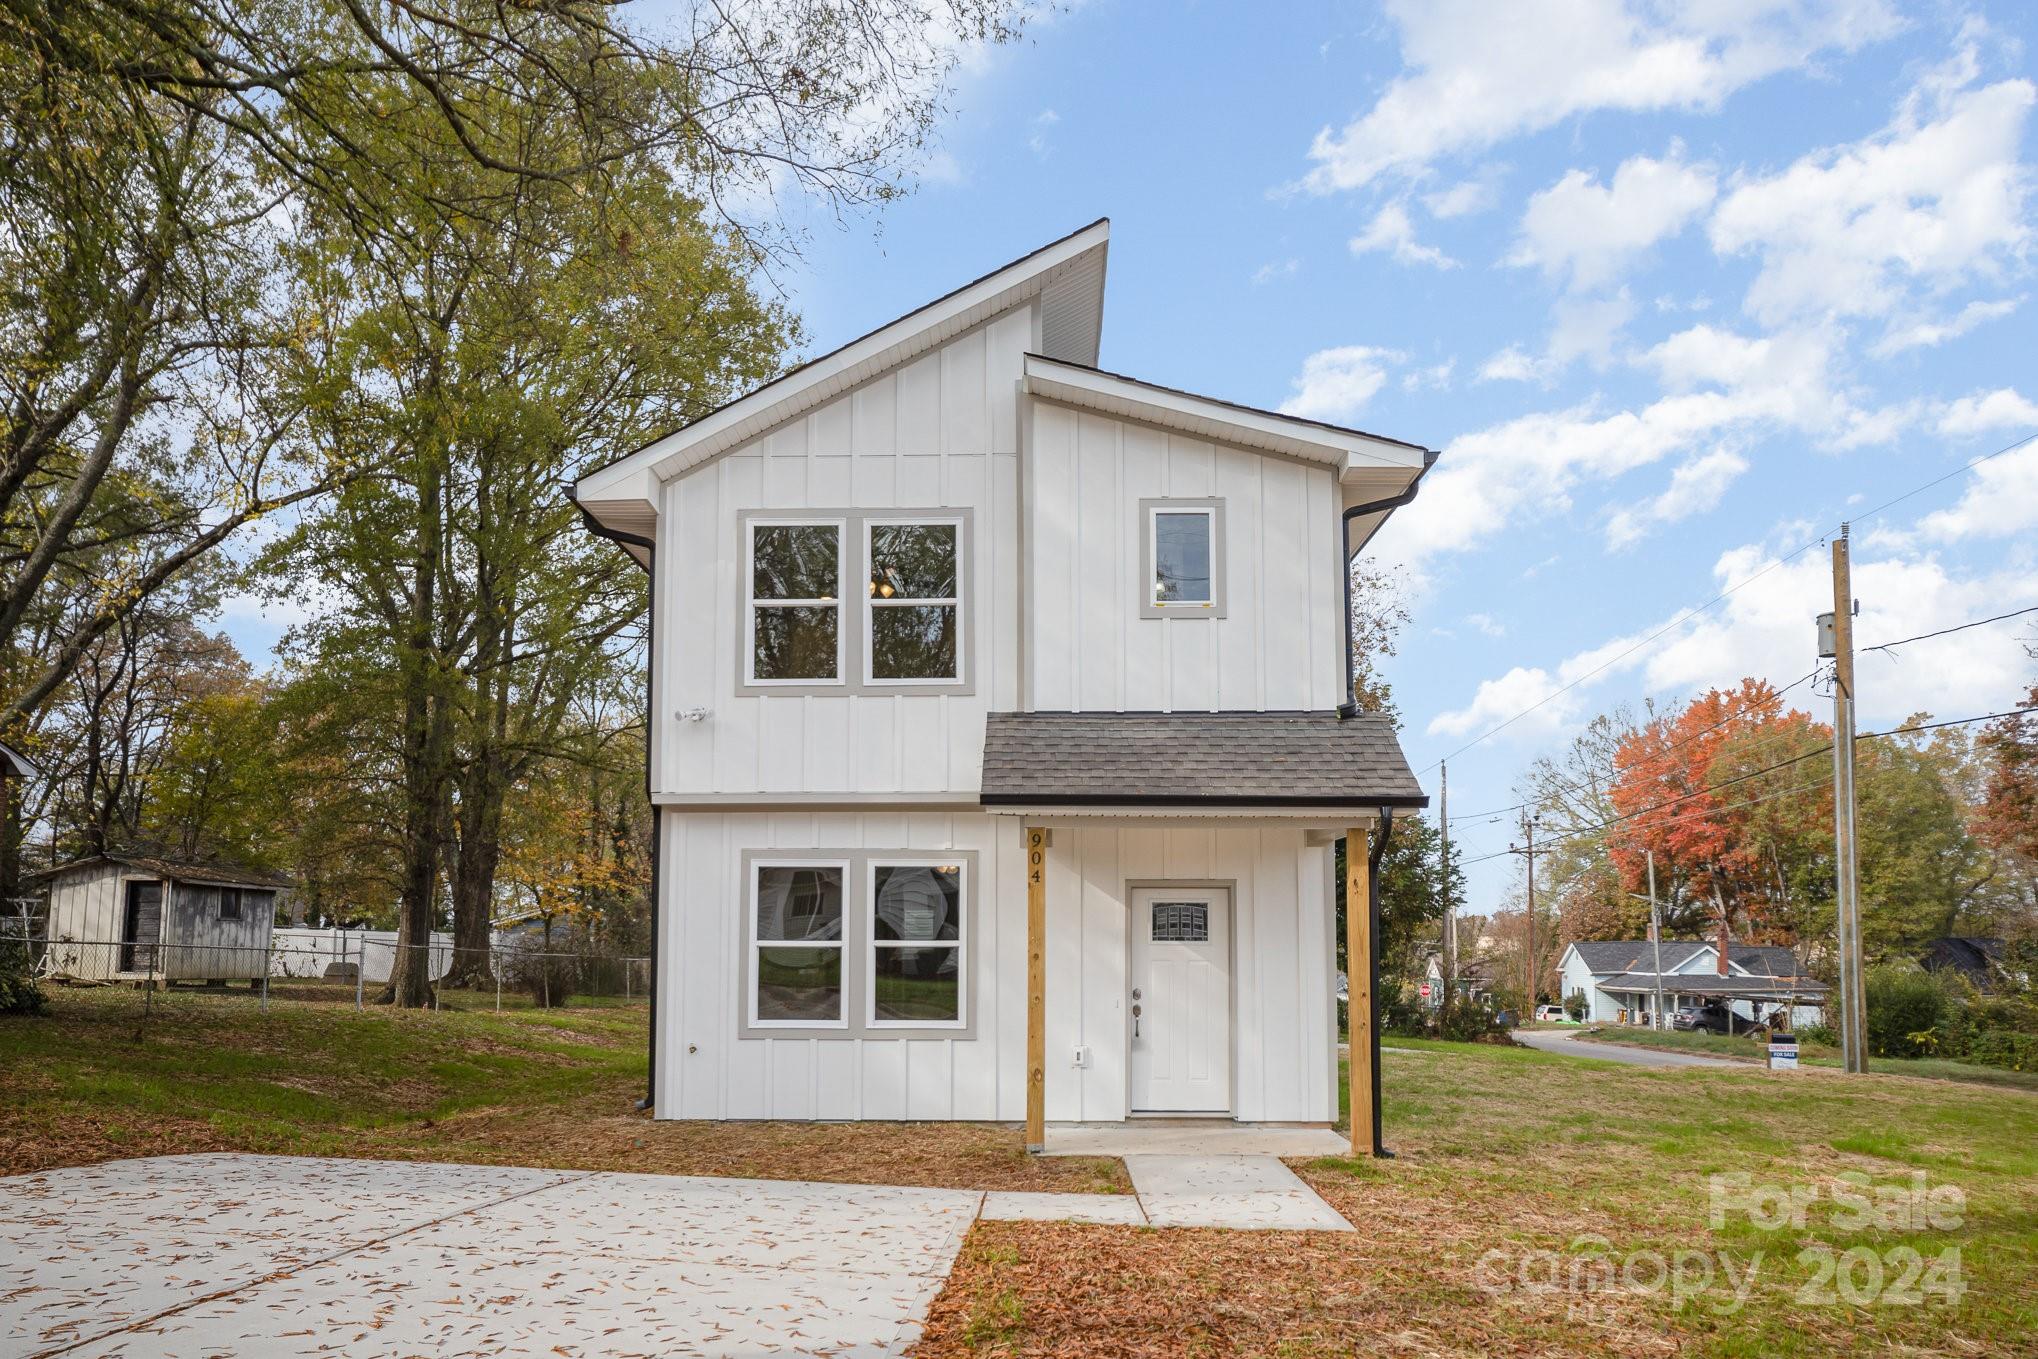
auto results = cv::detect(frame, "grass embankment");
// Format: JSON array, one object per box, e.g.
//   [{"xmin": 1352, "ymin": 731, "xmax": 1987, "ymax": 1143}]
[
  {"xmin": 1576, "ymin": 1026, "xmax": 2038, "ymax": 1091},
  {"xmin": 0, "ymin": 984, "xmax": 1124, "ymax": 1192},
  {"xmin": 920, "ymin": 1038, "xmax": 2038, "ymax": 1358}
]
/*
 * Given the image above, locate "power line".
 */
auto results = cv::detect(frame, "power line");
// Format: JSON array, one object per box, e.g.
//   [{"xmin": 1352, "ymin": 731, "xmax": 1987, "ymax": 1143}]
[
  {"xmin": 1419, "ymin": 428, "xmax": 2038, "ymax": 779},
  {"xmin": 1446, "ymin": 666, "xmax": 1823, "ymax": 824},
  {"xmin": 1863, "ymin": 604, "xmax": 2038, "ymax": 657},
  {"xmin": 1452, "ymin": 705, "xmax": 2034, "ymax": 866}
]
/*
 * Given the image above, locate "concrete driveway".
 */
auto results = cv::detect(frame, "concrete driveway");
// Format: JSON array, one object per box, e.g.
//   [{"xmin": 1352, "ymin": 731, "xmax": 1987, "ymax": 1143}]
[
  {"xmin": 1512, "ymin": 1027, "xmax": 1745, "ymax": 1069},
  {"xmin": 2, "ymin": 1154, "xmax": 980, "ymax": 1358}
]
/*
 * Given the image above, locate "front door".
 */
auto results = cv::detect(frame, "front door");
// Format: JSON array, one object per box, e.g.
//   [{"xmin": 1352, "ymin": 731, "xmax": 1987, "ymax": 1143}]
[
  {"xmin": 120, "ymin": 880, "xmax": 162, "ymax": 974},
  {"xmin": 1129, "ymin": 887, "xmax": 1231, "ymax": 1113}
]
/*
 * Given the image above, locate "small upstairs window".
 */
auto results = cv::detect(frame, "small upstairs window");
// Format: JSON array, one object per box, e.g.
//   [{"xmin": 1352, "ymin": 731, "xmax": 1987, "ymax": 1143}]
[
  {"xmin": 748, "ymin": 520, "xmax": 843, "ymax": 683},
  {"xmin": 1141, "ymin": 499, "xmax": 1226, "ymax": 618}
]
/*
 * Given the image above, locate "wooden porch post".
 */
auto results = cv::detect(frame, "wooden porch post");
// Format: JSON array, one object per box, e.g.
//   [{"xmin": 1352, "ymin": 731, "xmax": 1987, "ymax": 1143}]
[
  {"xmin": 1025, "ymin": 826, "xmax": 1048, "ymax": 1152},
  {"xmin": 1346, "ymin": 825, "xmax": 1373, "ymax": 1158}
]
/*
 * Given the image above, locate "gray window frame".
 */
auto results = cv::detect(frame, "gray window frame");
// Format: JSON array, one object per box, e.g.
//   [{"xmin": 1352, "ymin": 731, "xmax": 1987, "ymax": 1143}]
[
  {"xmin": 1139, "ymin": 497, "xmax": 1227, "ymax": 618},
  {"xmin": 739, "ymin": 848, "xmax": 978, "ymax": 1040},
  {"xmin": 737, "ymin": 508, "xmax": 974, "ymax": 696}
]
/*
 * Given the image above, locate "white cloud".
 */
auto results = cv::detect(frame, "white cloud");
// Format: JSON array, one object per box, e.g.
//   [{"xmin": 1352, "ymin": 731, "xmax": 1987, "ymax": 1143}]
[
  {"xmin": 1279, "ymin": 345, "xmax": 1405, "ymax": 422},
  {"xmin": 1423, "ymin": 167, "xmax": 1506, "ymax": 219},
  {"xmin": 1604, "ymin": 448, "xmax": 1749, "ymax": 549},
  {"xmin": 1403, "ymin": 359, "xmax": 1456, "ymax": 393},
  {"xmin": 1870, "ymin": 296, "xmax": 2022, "ymax": 356},
  {"xmin": 1383, "ymin": 322, "xmax": 1899, "ymax": 572},
  {"xmin": 1477, "ymin": 290, "xmax": 1636, "ymax": 383},
  {"xmin": 1709, "ymin": 74, "xmax": 2036, "ymax": 325},
  {"xmin": 1349, "ymin": 201, "xmax": 1458, "ymax": 269},
  {"xmin": 1466, "ymin": 612, "xmax": 1508, "ymax": 638},
  {"xmin": 1430, "ymin": 538, "xmax": 2038, "ymax": 742},
  {"xmin": 1027, "ymin": 108, "xmax": 1059, "ymax": 157},
  {"xmin": 1301, "ymin": 0, "xmax": 1899, "ymax": 193},
  {"xmin": 1935, "ymin": 386, "xmax": 2038, "ymax": 437},
  {"xmin": 1252, "ymin": 257, "xmax": 1300, "ymax": 285},
  {"xmin": 1511, "ymin": 149, "xmax": 1717, "ymax": 289},
  {"xmin": 1917, "ymin": 435, "xmax": 2038, "ymax": 542}
]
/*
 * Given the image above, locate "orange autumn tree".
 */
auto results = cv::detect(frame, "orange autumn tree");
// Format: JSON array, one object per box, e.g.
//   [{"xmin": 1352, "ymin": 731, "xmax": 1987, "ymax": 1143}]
[{"xmin": 1606, "ymin": 678, "xmax": 1832, "ymax": 949}]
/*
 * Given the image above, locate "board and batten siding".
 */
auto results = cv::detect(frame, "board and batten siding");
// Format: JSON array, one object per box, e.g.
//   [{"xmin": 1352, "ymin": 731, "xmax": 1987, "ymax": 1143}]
[
  {"xmin": 41, "ymin": 862, "xmax": 132, "ymax": 980},
  {"xmin": 660, "ymin": 809, "xmax": 1335, "ymax": 1124},
  {"xmin": 1025, "ymin": 401, "xmax": 1346, "ymax": 714},
  {"xmin": 652, "ymin": 305, "xmax": 1034, "ymax": 800}
]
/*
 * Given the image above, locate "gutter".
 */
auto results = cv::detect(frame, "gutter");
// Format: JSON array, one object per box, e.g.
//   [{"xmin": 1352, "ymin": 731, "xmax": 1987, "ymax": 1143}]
[
  {"xmin": 1367, "ymin": 805, "xmax": 1396, "ymax": 1158},
  {"xmin": 1338, "ymin": 449, "xmax": 1440, "ymax": 720},
  {"xmin": 574, "ymin": 496, "xmax": 660, "ymax": 1113}
]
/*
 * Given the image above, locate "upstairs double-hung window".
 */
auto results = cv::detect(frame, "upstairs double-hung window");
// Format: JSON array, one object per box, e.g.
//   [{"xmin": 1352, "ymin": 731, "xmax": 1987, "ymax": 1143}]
[
  {"xmin": 866, "ymin": 519, "xmax": 961, "ymax": 684},
  {"xmin": 748, "ymin": 520, "xmax": 843, "ymax": 683}
]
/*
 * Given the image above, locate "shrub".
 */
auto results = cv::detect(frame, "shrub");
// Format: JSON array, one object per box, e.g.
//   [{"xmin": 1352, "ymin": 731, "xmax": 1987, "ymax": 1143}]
[
  {"xmin": 1965, "ymin": 1030, "xmax": 2038, "ymax": 1072},
  {"xmin": 1796, "ymin": 1022, "xmax": 1836, "ymax": 1048},
  {"xmin": 1434, "ymin": 1000, "xmax": 1498, "ymax": 1042},
  {"xmin": 1865, "ymin": 966, "xmax": 1952, "ymax": 1059},
  {"xmin": 0, "ymin": 936, "xmax": 46, "ymax": 1015},
  {"xmin": 1564, "ymin": 988, "xmax": 1587, "ymax": 1021}
]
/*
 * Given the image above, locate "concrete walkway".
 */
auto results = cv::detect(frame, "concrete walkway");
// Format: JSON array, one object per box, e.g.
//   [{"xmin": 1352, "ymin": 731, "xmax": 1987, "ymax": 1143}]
[
  {"xmin": 1512, "ymin": 1027, "xmax": 1743, "ymax": 1068},
  {"xmin": 5, "ymin": 1151, "xmax": 1351, "ymax": 1358}
]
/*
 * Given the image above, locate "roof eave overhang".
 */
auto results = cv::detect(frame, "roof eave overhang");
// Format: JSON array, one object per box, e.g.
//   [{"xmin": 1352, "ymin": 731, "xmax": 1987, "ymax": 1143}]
[
  {"xmin": 1021, "ymin": 354, "xmax": 1428, "ymax": 480},
  {"xmin": 572, "ymin": 220, "xmax": 1113, "ymax": 542},
  {"xmin": 981, "ymin": 794, "xmax": 1429, "ymax": 811}
]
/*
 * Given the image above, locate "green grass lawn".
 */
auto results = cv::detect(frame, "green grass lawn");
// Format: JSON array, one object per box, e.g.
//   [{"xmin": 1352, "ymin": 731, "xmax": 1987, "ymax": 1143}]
[
  {"xmin": 0, "ymin": 983, "xmax": 1121, "ymax": 1192},
  {"xmin": 1575, "ymin": 1025, "xmax": 2038, "ymax": 1091},
  {"xmin": 926, "ymin": 1040, "xmax": 2038, "ymax": 1357}
]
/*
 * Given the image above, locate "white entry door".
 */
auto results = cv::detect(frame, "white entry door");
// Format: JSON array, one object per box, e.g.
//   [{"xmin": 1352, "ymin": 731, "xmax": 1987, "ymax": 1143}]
[{"xmin": 1129, "ymin": 887, "xmax": 1232, "ymax": 1113}]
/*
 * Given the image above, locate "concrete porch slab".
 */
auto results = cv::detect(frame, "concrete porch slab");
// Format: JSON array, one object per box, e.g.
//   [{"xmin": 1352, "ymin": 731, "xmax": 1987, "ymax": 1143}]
[
  {"xmin": 1125, "ymin": 1155, "xmax": 1354, "ymax": 1232},
  {"xmin": 980, "ymin": 1190, "xmax": 1149, "ymax": 1225},
  {"xmin": 1041, "ymin": 1120, "xmax": 1350, "ymax": 1158}
]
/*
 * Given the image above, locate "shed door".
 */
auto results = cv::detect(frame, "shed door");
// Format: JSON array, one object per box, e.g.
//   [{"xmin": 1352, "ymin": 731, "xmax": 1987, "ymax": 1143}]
[
  {"xmin": 1129, "ymin": 887, "xmax": 1231, "ymax": 1113},
  {"xmin": 120, "ymin": 880, "xmax": 162, "ymax": 973}
]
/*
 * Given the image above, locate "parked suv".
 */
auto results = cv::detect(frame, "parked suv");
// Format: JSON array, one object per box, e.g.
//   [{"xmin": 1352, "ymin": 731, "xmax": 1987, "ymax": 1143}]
[{"xmin": 1672, "ymin": 1002, "xmax": 1745, "ymax": 1034}]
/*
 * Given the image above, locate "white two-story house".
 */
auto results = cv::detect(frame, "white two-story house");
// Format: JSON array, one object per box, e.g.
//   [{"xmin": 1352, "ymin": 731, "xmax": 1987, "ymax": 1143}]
[{"xmin": 573, "ymin": 221, "xmax": 1433, "ymax": 1141}]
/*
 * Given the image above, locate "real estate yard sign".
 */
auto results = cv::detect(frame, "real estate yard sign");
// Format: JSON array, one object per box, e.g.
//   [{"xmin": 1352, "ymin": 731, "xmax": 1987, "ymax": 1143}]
[{"xmin": 1768, "ymin": 1033, "xmax": 1800, "ymax": 1070}]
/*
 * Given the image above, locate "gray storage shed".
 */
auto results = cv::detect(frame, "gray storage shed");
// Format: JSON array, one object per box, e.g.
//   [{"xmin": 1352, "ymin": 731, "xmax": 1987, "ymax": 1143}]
[{"xmin": 39, "ymin": 853, "xmax": 290, "ymax": 983}]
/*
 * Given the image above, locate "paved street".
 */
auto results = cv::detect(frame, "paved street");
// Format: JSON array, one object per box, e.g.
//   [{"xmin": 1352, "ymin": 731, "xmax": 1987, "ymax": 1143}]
[{"xmin": 1511, "ymin": 1028, "xmax": 1746, "ymax": 1069}]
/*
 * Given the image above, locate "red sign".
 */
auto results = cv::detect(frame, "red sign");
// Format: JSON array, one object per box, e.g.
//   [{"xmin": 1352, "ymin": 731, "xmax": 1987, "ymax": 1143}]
[{"xmin": 1419, "ymin": 982, "xmax": 1433, "ymax": 999}]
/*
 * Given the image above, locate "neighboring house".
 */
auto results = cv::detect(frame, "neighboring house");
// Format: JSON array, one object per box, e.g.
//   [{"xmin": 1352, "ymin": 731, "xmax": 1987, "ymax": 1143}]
[
  {"xmin": 572, "ymin": 221, "xmax": 1433, "ymax": 1129},
  {"xmin": 1557, "ymin": 939, "xmax": 1827, "ymax": 1030},
  {"xmin": 39, "ymin": 853, "xmax": 290, "ymax": 984},
  {"xmin": 1919, "ymin": 937, "xmax": 2011, "ymax": 993}
]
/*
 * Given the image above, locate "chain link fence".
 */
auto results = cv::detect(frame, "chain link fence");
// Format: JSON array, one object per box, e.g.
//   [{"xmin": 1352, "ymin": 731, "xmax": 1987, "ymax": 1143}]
[{"xmin": 18, "ymin": 931, "xmax": 650, "ymax": 1021}]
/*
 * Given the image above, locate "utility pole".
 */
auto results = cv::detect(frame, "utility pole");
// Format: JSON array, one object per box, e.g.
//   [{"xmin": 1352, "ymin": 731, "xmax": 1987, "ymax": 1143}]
[
  {"xmin": 1819, "ymin": 527, "xmax": 1868, "ymax": 1074},
  {"xmin": 1647, "ymin": 850, "xmax": 1666, "ymax": 1032},
  {"xmin": 1510, "ymin": 813, "xmax": 1539, "ymax": 1015},
  {"xmin": 1440, "ymin": 762, "xmax": 1455, "ymax": 1001}
]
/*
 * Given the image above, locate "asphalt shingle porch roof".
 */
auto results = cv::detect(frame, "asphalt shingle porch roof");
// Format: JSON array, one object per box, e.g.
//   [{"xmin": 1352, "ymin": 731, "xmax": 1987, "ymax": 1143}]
[{"xmin": 979, "ymin": 710, "xmax": 1427, "ymax": 808}]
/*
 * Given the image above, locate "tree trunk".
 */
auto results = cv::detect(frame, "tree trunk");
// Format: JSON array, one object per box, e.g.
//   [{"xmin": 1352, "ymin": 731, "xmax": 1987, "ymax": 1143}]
[{"xmin": 383, "ymin": 444, "xmax": 451, "ymax": 1009}]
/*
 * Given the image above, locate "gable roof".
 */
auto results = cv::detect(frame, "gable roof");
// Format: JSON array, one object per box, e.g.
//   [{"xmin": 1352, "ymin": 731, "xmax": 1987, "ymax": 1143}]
[
  {"xmin": 1565, "ymin": 939, "xmax": 1813, "ymax": 980},
  {"xmin": 979, "ymin": 710, "xmax": 1427, "ymax": 809},
  {"xmin": 39, "ymin": 852, "xmax": 293, "ymax": 890},
  {"xmin": 573, "ymin": 219, "xmax": 1114, "ymax": 559}
]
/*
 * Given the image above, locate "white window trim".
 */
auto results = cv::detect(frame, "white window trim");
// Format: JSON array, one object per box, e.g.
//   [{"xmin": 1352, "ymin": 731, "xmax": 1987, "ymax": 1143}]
[
  {"xmin": 865, "ymin": 857, "xmax": 968, "ymax": 1031},
  {"xmin": 744, "ymin": 517, "xmax": 847, "ymax": 688},
  {"xmin": 861, "ymin": 515, "xmax": 965, "ymax": 688},
  {"xmin": 748, "ymin": 857, "xmax": 851, "ymax": 1030},
  {"xmin": 1140, "ymin": 498, "xmax": 1226, "ymax": 618}
]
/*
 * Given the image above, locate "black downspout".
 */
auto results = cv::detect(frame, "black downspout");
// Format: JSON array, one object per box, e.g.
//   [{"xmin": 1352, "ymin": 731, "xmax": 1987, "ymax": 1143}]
[
  {"xmin": 1367, "ymin": 805, "xmax": 1395, "ymax": 1158},
  {"xmin": 1338, "ymin": 450, "xmax": 1440, "ymax": 719},
  {"xmin": 576, "ymin": 506, "xmax": 661, "ymax": 1115}
]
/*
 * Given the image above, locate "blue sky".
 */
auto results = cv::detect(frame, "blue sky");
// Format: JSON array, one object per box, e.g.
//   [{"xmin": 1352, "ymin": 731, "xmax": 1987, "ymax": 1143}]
[{"xmin": 223, "ymin": 2, "xmax": 2038, "ymax": 913}]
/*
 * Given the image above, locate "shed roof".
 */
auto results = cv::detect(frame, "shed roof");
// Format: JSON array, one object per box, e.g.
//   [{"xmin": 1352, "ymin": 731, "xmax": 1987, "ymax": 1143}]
[
  {"xmin": 979, "ymin": 710, "xmax": 1427, "ymax": 808},
  {"xmin": 39, "ymin": 852, "xmax": 292, "ymax": 890},
  {"xmin": 1566, "ymin": 939, "xmax": 1812, "ymax": 980}
]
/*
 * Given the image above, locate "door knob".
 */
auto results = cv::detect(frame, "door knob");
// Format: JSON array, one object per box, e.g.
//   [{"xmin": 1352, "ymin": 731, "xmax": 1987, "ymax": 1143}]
[{"xmin": 1131, "ymin": 1002, "xmax": 1141, "ymax": 1038}]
